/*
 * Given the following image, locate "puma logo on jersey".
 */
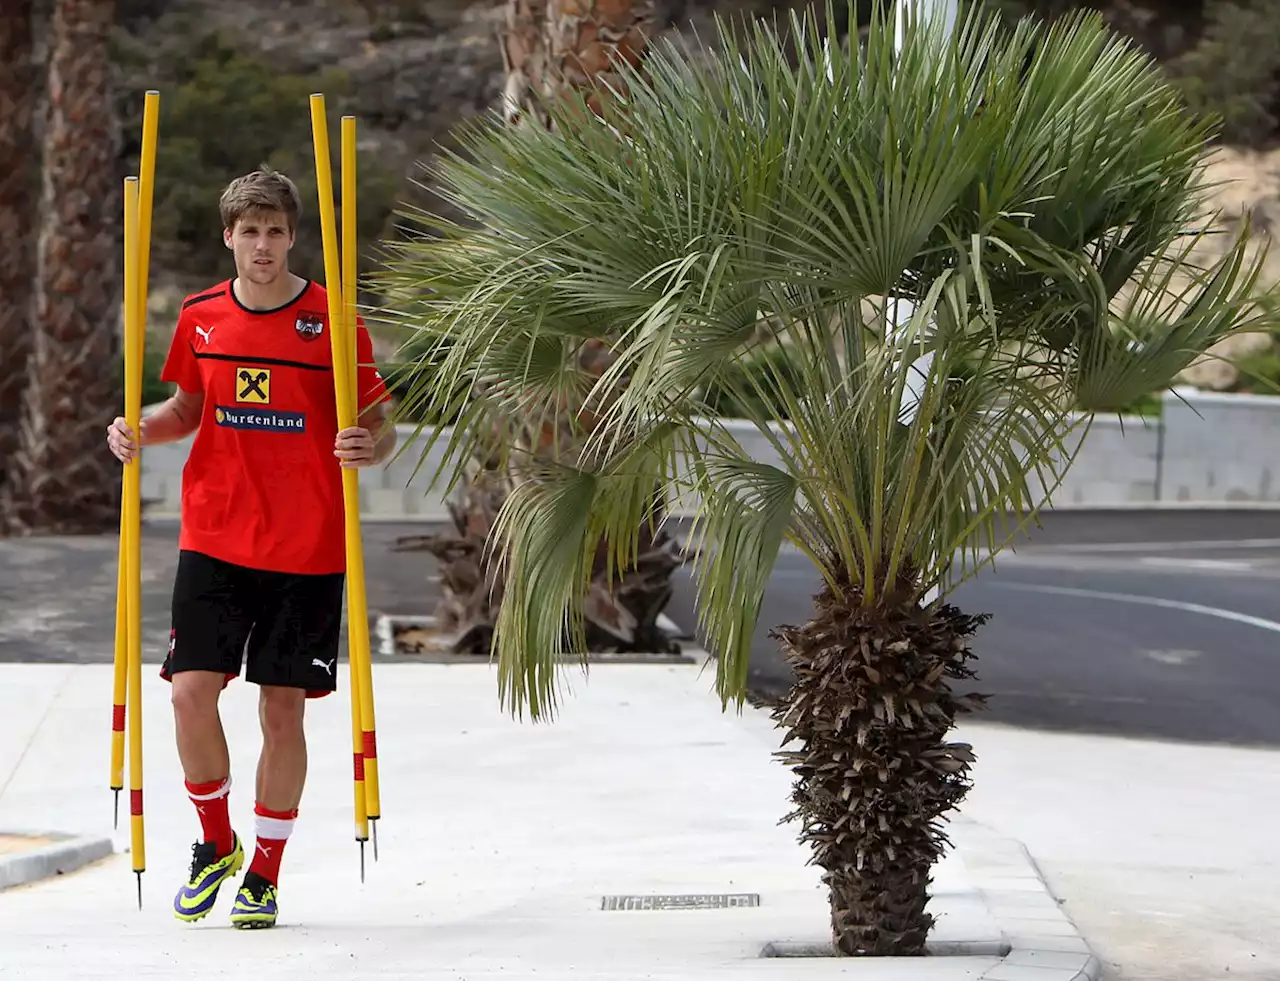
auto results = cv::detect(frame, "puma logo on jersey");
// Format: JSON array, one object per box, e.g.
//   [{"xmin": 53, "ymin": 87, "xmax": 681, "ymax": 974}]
[
  {"xmin": 195, "ymin": 325, "xmax": 215, "ymax": 345},
  {"xmin": 312, "ymin": 657, "xmax": 335, "ymax": 676}
]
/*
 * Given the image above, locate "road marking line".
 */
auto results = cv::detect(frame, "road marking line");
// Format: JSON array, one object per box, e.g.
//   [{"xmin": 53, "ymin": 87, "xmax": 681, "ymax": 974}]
[
  {"xmin": 1140, "ymin": 648, "xmax": 1201, "ymax": 665},
  {"xmin": 1019, "ymin": 537, "xmax": 1280, "ymax": 554},
  {"xmin": 994, "ymin": 689, "xmax": 1148, "ymax": 704},
  {"xmin": 1138, "ymin": 558, "xmax": 1255, "ymax": 571},
  {"xmin": 991, "ymin": 583, "xmax": 1280, "ymax": 635}
]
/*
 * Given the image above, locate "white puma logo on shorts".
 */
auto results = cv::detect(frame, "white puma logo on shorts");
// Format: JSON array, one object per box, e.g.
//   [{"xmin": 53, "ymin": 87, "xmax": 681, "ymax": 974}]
[{"xmin": 312, "ymin": 657, "xmax": 335, "ymax": 676}]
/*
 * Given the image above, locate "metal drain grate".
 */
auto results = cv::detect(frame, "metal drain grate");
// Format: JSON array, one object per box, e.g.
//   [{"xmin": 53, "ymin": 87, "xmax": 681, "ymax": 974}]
[{"xmin": 601, "ymin": 893, "xmax": 760, "ymax": 911}]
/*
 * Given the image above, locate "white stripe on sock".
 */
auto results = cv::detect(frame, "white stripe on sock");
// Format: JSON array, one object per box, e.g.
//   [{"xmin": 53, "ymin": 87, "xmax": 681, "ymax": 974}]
[
  {"xmin": 188, "ymin": 776, "xmax": 231, "ymax": 802},
  {"xmin": 255, "ymin": 813, "xmax": 295, "ymax": 841}
]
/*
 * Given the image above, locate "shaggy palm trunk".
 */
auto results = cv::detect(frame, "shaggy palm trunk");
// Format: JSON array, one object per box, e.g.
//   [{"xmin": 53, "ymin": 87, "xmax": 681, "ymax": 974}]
[
  {"xmin": 6, "ymin": 0, "xmax": 120, "ymax": 534},
  {"xmin": 0, "ymin": 1, "xmax": 38, "ymax": 518},
  {"xmin": 415, "ymin": 0, "xmax": 677, "ymax": 654},
  {"xmin": 770, "ymin": 578, "xmax": 989, "ymax": 956}
]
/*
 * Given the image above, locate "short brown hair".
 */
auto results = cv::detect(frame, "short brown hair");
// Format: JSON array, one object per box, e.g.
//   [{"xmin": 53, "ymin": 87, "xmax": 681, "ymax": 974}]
[{"xmin": 219, "ymin": 165, "xmax": 302, "ymax": 232}]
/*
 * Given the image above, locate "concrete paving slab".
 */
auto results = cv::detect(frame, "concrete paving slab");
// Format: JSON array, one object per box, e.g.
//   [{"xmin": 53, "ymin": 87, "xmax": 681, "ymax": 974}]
[
  {"xmin": 956, "ymin": 721, "xmax": 1280, "ymax": 980},
  {"xmin": 0, "ymin": 659, "xmax": 1091, "ymax": 980}
]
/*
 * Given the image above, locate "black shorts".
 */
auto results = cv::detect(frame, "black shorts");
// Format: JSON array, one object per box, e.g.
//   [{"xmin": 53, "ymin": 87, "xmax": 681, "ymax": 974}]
[{"xmin": 160, "ymin": 550, "xmax": 345, "ymax": 697}]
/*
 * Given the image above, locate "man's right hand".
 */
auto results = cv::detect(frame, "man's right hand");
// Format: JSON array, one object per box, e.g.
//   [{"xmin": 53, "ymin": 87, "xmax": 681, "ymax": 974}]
[{"xmin": 106, "ymin": 417, "xmax": 139, "ymax": 464}]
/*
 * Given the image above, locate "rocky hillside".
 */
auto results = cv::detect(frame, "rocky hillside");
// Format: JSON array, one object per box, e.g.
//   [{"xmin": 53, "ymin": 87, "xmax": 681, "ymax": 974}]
[
  {"xmin": 109, "ymin": 0, "xmax": 769, "ymax": 326},
  {"xmin": 103, "ymin": 0, "xmax": 1280, "ymax": 391},
  {"xmin": 1181, "ymin": 146, "xmax": 1280, "ymax": 391}
]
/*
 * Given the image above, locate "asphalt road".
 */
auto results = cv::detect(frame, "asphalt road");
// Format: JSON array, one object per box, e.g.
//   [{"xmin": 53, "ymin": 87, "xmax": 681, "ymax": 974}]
[
  {"xmin": 666, "ymin": 508, "xmax": 1280, "ymax": 748},
  {"xmin": 6, "ymin": 509, "xmax": 1280, "ymax": 748}
]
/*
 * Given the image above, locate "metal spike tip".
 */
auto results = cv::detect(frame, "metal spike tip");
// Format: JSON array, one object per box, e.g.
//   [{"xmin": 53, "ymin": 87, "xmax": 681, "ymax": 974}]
[
  {"xmin": 359, "ymin": 839, "xmax": 365, "ymax": 883},
  {"xmin": 372, "ymin": 820, "xmax": 379, "ymax": 861},
  {"xmin": 135, "ymin": 871, "xmax": 143, "ymax": 910},
  {"xmin": 113, "ymin": 789, "xmax": 120, "ymax": 831}
]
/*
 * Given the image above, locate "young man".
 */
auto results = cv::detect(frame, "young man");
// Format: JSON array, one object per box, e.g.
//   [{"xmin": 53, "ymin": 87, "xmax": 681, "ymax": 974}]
[{"xmin": 105, "ymin": 167, "xmax": 395, "ymax": 929}]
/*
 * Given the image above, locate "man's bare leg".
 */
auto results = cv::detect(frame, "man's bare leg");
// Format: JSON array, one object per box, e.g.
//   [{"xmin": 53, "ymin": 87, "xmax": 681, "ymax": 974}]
[
  {"xmin": 172, "ymin": 669, "xmax": 231, "ymax": 783},
  {"xmin": 171, "ymin": 670, "xmax": 237, "ymax": 858},
  {"xmin": 256, "ymin": 686, "xmax": 307, "ymax": 810},
  {"xmin": 243, "ymin": 686, "xmax": 306, "ymax": 891},
  {"xmin": 171, "ymin": 670, "xmax": 243, "ymax": 923}
]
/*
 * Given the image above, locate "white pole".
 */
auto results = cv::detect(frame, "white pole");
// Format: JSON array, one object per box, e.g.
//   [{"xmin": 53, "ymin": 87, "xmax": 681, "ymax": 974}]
[
  {"xmin": 892, "ymin": 0, "xmax": 956, "ymax": 429},
  {"xmin": 894, "ymin": 0, "xmax": 958, "ymax": 55}
]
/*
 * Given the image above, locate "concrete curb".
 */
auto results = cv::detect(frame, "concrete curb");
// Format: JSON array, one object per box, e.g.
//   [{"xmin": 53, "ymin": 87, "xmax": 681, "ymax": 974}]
[
  {"xmin": 0, "ymin": 831, "xmax": 115, "ymax": 892},
  {"xmin": 960, "ymin": 819, "xmax": 1102, "ymax": 981}
]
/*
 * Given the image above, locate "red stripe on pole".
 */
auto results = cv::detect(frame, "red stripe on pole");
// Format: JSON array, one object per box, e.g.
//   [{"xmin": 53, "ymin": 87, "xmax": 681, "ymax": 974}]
[
  {"xmin": 112, "ymin": 704, "xmax": 125, "ymax": 730},
  {"xmin": 353, "ymin": 753, "xmax": 364, "ymax": 780},
  {"xmin": 362, "ymin": 731, "xmax": 377, "ymax": 759},
  {"xmin": 130, "ymin": 789, "xmax": 143, "ymax": 816}
]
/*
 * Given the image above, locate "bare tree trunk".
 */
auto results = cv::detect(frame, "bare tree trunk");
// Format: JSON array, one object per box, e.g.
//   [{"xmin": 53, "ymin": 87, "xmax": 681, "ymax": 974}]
[
  {"xmin": 6, "ymin": 0, "xmax": 121, "ymax": 535},
  {"xmin": 0, "ymin": 1, "xmax": 39, "ymax": 518}
]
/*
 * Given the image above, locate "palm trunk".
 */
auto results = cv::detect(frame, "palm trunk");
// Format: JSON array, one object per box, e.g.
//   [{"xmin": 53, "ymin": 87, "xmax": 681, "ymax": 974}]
[
  {"xmin": 0, "ymin": 1, "xmax": 38, "ymax": 516},
  {"xmin": 770, "ymin": 579, "xmax": 989, "ymax": 956},
  {"xmin": 418, "ymin": 0, "xmax": 676, "ymax": 654},
  {"xmin": 6, "ymin": 0, "xmax": 120, "ymax": 535},
  {"xmin": 502, "ymin": 0, "xmax": 654, "ymax": 128}
]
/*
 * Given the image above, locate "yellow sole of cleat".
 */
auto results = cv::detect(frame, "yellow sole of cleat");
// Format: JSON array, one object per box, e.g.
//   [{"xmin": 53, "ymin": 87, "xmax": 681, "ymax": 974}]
[{"xmin": 230, "ymin": 914, "xmax": 277, "ymax": 929}]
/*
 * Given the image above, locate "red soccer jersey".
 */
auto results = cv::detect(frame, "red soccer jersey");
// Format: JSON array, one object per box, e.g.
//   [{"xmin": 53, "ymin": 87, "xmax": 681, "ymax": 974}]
[{"xmin": 160, "ymin": 278, "xmax": 389, "ymax": 576}]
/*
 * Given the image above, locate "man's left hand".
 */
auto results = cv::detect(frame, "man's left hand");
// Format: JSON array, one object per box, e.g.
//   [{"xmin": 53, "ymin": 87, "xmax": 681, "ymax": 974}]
[{"xmin": 334, "ymin": 427, "xmax": 378, "ymax": 468}]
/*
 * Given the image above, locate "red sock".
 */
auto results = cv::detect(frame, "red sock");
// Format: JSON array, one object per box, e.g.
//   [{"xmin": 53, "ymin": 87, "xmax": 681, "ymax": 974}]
[
  {"xmin": 185, "ymin": 776, "xmax": 234, "ymax": 856},
  {"xmin": 248, "ymin": 802, "xmax": 297, "ymax": 886}
]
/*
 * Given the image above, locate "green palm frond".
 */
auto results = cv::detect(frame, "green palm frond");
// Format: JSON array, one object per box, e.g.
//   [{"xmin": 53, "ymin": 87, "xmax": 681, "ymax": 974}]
[
  {"xmin": 685, "ymin": 455, "xmax": 799, "ymax": 706},
  {"xmin": 370, "ymin": 0, "xmax": 1278, "ymax": 720}
]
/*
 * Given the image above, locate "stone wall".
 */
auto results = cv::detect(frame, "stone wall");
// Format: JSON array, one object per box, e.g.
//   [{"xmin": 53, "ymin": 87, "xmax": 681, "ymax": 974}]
[{"xmin": 139, "ymin": 387, "xmax": 1280, "ymax": 520}]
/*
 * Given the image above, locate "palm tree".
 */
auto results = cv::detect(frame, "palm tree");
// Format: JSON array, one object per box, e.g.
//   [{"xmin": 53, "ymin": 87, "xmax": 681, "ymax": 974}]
[
  {"xmin": 0, "ymin": 0, "xmax": 38, "ymax": 519},
  {"xmin": 386, "ymin": 0, "xmax": 682, "ymax": 655},
  {"xmin": 377, "ymin": 1, "xmax": 1274, "ymax": 955},
  {"xmin": 6, "ymin": 0, "xmax": 120, "ymax": 534}
]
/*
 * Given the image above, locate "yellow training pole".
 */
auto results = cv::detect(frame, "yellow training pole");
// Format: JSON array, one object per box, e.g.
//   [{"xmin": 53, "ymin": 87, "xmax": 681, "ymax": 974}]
[
  {"xmin": 341, "ymin": 113, "xmax": 381, "ymax": 857},
  {"xmin": 349, "ymin": 631, "xmax": 369, "ymax": 881},
  {"xmin": 123, "ymin": 176, "xmax": 146, "ymax": 909},
  {"xmin": 136, "ymin": 91, "xmax": 159, "ymax": 372},
  {"xmin": 110, "ymin": 519, "xmax": 127, "ymax": 829},
  {"xmin": 111, "ymin": 90, "xmax": 158, "ymax": 846},
  {"xmin": 309, "ymin": 93, "xmax": 369, "ymax": 875}
]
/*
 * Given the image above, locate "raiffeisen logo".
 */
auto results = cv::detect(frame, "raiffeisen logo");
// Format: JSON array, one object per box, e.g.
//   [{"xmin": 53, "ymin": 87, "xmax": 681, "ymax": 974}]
[{"xmin": 214, "ymin": 406, "xmax": 306, "ymax": 433}]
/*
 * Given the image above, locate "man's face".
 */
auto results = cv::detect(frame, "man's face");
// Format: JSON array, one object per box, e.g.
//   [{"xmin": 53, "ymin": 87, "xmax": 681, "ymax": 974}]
[{"xmin": 224, "ymin": 209, "xmax": 294, "ymax": 284}]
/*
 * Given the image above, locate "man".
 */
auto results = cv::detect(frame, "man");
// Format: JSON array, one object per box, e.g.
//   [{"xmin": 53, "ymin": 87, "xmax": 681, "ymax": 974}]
[{"xmin": 105, "ymin": 167, "xmax": 395, "ymax": 930}]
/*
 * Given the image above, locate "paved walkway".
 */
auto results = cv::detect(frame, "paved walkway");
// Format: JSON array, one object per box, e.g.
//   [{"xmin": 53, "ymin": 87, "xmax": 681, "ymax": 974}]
[
  {"xmin": 7, "ymin": 523, "xmax": 1278, "ymax": 979},
  {"xmin": 0, "ymin": 658, "xmax": 1088, "ymax": 980}
]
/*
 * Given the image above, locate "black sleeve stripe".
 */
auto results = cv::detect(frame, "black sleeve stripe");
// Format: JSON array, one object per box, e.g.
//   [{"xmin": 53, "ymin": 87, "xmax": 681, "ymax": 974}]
[{"xmin": 182, "ymin": 289, "xmax": 226, "ymax": 309}]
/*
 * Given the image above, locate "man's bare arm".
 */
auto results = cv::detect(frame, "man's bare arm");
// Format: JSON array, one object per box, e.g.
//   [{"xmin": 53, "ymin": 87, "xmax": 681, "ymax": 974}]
[
  {"xmin": 106, "ymin": 387, "xmax": 203, "ymax": 464},
  {"xmin": 140, "ymin": 388, "xmax": 205, "ymax": 445}
]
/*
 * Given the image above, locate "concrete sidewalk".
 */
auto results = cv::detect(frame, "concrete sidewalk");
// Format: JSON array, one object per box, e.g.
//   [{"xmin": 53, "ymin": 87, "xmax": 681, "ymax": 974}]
[{"xmin": 0, "ymin": 658, "xmax": 1092, "ymax": 980}]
